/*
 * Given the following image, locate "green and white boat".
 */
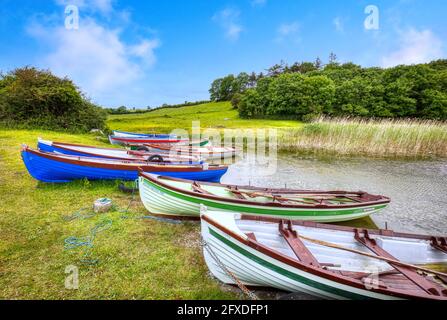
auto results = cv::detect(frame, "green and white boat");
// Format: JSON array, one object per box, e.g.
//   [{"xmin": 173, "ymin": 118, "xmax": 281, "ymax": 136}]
[
  {"xmin": 201, "ymin": 209, "xmax": 447, "ymax": 300},
  {"xmin": 138, "ymin": 172, "xmax": 391, "ymax": 222}
]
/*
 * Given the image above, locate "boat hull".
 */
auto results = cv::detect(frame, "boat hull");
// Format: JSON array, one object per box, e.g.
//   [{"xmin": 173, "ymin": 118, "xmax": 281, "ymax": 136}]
[
  {"xmin": 201, "ymin": 216, "xmax": 397, "ymax": 300},
  {"xmin": 201, "ymin": 211, "xmax": 447, "ymax": 300},
  {"xmin": 138, "ymin": 174, "xmax": 388, "ymax": 222},
  {"xmin": 37, "ymin": 139, "xmax": 201, "ymax": 163},
  {"xmin": 21, "ymin": 149, "xmax": 227, "ymax": 183},
  {"xmin": 109, "ymin": 135, "xmax": 187, "ymax": 146},
  {"xmin": 113, "ymin": 130, "xmax": 172, "ymax": 138},
  {"xmin": 148, "ymin": 147, "xmax": 236, "ymax": 160}
]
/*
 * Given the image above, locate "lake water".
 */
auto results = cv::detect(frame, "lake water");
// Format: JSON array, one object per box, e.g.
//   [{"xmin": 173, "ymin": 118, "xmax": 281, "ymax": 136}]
[{"xmin": 220, "ymin": 152, "xmax": 447, "ymax": 235}]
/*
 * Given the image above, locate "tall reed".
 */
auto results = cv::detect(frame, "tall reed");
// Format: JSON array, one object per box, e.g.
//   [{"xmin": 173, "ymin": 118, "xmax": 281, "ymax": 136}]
[{"xmin": 279, "ymin": 117, "xmax": 447, "ymax": 158}]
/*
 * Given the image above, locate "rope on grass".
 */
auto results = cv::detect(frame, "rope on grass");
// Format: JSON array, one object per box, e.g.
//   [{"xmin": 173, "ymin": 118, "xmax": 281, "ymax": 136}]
[
  {"xmin": 62, "ymin": 207, "xmax": 97, "ymax": 221},
  {"xmin": 64, "ymin": 218, "xmax": 113, "ymax": 265}
]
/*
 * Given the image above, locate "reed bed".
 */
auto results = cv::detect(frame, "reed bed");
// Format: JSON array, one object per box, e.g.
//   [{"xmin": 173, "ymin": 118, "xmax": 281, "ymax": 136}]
[{"xmin": 279, "ymin": 117, "xmax": 447, "ymax": 158}]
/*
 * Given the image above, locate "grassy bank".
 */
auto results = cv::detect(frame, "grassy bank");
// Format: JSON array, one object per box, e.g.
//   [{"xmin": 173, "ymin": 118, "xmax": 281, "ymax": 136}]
[
  {"xmin": 280, "ymin": 118, "xmax": 447, "ymax": 158},
  {"xmin": 0, "ymin": 129, "xmax": 237, "ymax": 299},
  {"xmin": 108, "ymin": 102, "xmax": 446, "ymax": 158}
]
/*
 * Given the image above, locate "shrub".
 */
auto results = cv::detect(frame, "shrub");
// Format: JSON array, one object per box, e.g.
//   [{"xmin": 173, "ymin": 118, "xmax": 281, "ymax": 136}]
[{"xmin": 0, "ymin": 67, "xmax": 107, "ymax": 132}]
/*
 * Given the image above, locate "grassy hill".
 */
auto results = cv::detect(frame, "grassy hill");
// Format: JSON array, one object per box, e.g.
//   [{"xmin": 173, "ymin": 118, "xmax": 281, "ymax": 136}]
[{"xmin": 107, "ymin": 101, "xmax": 302, "ymax": 133}]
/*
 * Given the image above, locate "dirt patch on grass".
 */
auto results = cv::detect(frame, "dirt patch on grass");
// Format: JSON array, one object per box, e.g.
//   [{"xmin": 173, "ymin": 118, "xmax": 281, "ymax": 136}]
[{"xmin": 174, "ymin": 229, "xmax": 201, "ymax": 249}]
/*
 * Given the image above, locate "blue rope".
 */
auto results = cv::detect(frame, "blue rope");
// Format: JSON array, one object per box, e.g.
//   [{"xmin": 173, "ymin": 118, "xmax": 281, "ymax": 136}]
[
  {"xmin": 64, "ymin": 218, "xmax": 113, "ymax": 265},
  {"xmin": 122, "ymin": 214, "xmax": 183, "ymax": 224},
  {"xmin": 62, "ymin": 207, "xmax": 97, "ymax": 221}
]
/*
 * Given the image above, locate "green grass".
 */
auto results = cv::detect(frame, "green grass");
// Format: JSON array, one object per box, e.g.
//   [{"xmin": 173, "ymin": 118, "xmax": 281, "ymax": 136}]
[
  {"xmin": 0, "ymin": 129, "xmax": 238, "ymax": 299},
  {"xmin": 107, "ymin": 101, "xmax": 302, "ymax": 133},
  {"xmin": 108, "ymin": 102, "xmax": 446, "ymax": 158},
  {"xmin": 1, "ymin": 102, "xmax": 445, "ymax": 299}
]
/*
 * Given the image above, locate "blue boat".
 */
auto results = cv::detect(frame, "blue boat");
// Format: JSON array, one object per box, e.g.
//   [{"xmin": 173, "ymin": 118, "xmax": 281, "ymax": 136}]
[
  {"xmin": 113, "ymin": 130, "xmax": 173, "ymax": 138},
  {"xmin": 21, "ymin": 146, "xmax": 228, "ymax": 183},
  {"xmin": 37, "ymin": 138, "xmax": 202, "ymax": 164}
]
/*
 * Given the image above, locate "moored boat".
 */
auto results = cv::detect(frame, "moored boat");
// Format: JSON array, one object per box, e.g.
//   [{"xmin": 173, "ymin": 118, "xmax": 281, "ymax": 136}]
[
  {"xmin": 201, "ymin": 209, "xmax": 447, "ymax": 300},
  {"xmin": 37, "ymin": 138, "xmax": 201, "ymax": 163},
  {"xmin": 113, "ymin": 130, "xmax": 173, "ymax": 138},
  {"xmin": 21, "ymin": 146, "xmax": 228, "ymax": 183},
  {"xmin": 138, "ymin": 173, "xmax": 390, "ymax": 222},
  {"xmin": 143, "ymin": 143, "xmax": 238, "ymax": 160},
  {"xmin": 108, "ymin": 135, "xmax": 189, "ymax": 146}
]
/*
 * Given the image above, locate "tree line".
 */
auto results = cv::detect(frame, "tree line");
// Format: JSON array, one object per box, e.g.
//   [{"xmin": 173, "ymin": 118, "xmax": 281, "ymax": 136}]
[
  {"xmin": 105, "ymin": 100, "xmax": 211, "ymax": 114},
  {"xmin": 209, "ymin": 55, "xmax": 447, "ymax": 120}
]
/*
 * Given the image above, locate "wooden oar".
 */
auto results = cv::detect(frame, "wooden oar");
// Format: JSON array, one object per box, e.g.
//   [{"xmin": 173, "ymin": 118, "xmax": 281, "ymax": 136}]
[
  {"xmin": 233, "ymin": 189, "xmax": 361, "ymax": 201},
  {"xmin": 227, "ymin": 188, "xmax": 316, "ymax": 204},
  {"xmin": 228, "ymin": 189, "xmax": 348, "ymax": 205},
  {"xmin": 297, "ymin": 234, "xmax": 447, "ymax": 278}
]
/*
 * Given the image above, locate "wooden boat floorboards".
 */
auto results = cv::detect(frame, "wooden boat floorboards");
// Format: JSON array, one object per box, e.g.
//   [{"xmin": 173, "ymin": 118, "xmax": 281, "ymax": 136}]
[{"xmin": 200, "ymin": 209, "xmax": 447, "ymax": 300}]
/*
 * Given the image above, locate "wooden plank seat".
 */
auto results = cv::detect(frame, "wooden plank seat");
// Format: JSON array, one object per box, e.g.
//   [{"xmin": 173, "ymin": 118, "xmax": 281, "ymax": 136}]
[
  {"xmin": 354, "ymin": 229, "xmax": 446, "ymax": 297},
  {"xmin": 191, "ymin": 181, "xmax": 213, "ymax": 195},
  {"xmin": 226, "ymin": 186, "xmax": 247, "ymax": 200},
  {"xmin": 431, "ymin": 237, "xmax": 447, "ymax": 254},
  {"xmin": 279, "ymin": 220, "xmax": 321, "ymax": 268}
]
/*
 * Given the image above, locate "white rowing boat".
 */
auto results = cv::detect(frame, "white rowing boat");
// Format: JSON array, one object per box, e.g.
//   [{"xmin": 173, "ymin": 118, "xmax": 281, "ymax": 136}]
[{"xmin": 201, "ymin": 208, "xmax": 447, "ymax": 300}]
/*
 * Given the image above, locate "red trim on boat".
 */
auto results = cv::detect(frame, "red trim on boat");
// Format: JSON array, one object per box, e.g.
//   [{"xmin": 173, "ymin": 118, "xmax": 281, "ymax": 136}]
[
  {"xmin": 24, "ymin": 147, "xmax": 227, "ymax": 172},
  {"xmin": 202, "ymin": 214, "xmax": 447, "ymax": 300},
  {"xmin": 139, "ymin": 172, "xmax": 391, "ymax": 209}
]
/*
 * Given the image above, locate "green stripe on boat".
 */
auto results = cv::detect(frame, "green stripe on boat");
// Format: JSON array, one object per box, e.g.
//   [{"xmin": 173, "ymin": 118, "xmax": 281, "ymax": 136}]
[
  {"xmin": 208, "ymin": 227, "xmax": 372, "ymax": 300},
  {"xmin": 142, "ymin": 177, "xmax": 387, "ymax": 217}
]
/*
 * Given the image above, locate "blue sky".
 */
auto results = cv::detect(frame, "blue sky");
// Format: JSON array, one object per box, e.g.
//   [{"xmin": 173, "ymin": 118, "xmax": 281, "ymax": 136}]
[{"xmin": 0, "ymin": 0, "xmax": 445, "ymax": 108}]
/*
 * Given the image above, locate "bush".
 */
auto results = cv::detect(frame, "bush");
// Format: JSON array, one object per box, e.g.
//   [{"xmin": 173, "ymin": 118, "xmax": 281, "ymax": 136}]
[
  {"xmin": 236, "ymin": 73, "xmax": 335, "ymax": 121},
  {"xmin": 227, "ymin": 59, "xmax": 447, "ymax": 121},
  {"xmin": 0, "ymin": 67, "xmax": 107, "ymax": 132}
]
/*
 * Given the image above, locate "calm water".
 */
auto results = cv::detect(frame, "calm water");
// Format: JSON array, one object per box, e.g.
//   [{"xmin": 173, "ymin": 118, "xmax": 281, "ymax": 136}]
[{"xmin": 220, "ymin": 153, "xmax": 447, "ymax": 234}]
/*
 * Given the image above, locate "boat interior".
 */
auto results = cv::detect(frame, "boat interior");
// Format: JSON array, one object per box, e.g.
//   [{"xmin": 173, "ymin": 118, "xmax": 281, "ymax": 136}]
[
  {"xmin": 229, "ymin": 214, "xmax": 447, "ymax": 297},
  {"xmin": 157, "ymin": 175, "xmax": 385, "ymax": 206}
]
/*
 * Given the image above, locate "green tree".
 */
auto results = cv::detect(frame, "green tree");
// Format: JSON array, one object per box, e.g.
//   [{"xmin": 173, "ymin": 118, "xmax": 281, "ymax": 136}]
[{"xmin": 0, "ymin": 67, "xmax": 106, "ymax": 131}]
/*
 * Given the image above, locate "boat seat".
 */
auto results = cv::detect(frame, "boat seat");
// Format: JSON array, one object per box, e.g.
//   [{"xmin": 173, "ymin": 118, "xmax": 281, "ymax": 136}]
[
  {"xmin": 227, "ymin": 186, "xmax": 247, "ymax": 200},
  {"xmin": 279, "ymin": 220, "xmax": 321, "ymax": 268},
  {"xmin": 354, "ymin": 229, "xmax": 445, "ymax": 297},
  {"xmin": 245, "ymin": 232, "xmax": 257, "ymax": 241},
  {"xmin": 191, "ymin": 181, "xmax": 213, "ymax": 195},
  {"xmin": 431, "ymin": 237, "xmax": 447, "ymax": 254}
]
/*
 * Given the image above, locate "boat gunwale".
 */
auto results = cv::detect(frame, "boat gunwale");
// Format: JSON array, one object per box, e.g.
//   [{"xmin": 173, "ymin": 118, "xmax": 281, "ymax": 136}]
[
  {"xmin": 202, "ymin": 213, "xmax": 447, "ymax": 300},
  {"xmin": 139, "ymin": 172, "xmax": 391, "ymax": 209},
  {"xmin": 46, "ymin": 140, "xmax": 199, "ymax": 162},
  {"xmin": 144, "ymin": 143, "xmax": 238, "ymax": 155},
  {"xmin": 23, "ymin": 147, "xmax": 227, "ymax": 172},
  {"xmin": 109, "ymin": 135, "xmax": 188, "ymax": 144},
  {"xmin": 113, "ymin": 130, "xmax": 173, "ymax": 137}
]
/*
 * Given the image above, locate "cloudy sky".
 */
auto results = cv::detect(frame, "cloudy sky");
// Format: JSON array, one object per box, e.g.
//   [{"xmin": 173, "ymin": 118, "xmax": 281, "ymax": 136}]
[{"xmin": 0, "ymin": 0, "xmax": 445, "ymax": 107}]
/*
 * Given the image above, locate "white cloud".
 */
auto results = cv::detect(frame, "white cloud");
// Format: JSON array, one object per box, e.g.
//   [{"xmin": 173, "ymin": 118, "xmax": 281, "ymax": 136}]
[
  {"xmin": 333, "ymin": 17, "xmax": 344, "ymax": 33},
  {"xmin": 212, "ymin": 8, "xmax": 243, "ymax": 41},
  {"xmin": 26, "ymin": 1, "xmax": 160, "ymax": 105},
  {"xmin": 55, "ymin": 0, "xmax": 113, "ymax": 15},
  {"xmin": 276, "ymin": 21, "xmax": 300, "ymax": 42},
  {"xmin": 129, "ymin": 39, "xmax": 160, "ymax": 65},
  {"xmin": 381, "ymin": 28, "xmax": 443, "ymax": 67},
  {"xmin": 251, "ymin": 0, "xmax": 266, "ymax": 7},
  {"xmin": 278, "ymin": 21, "xmax": 299, "ymax": 36}
]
